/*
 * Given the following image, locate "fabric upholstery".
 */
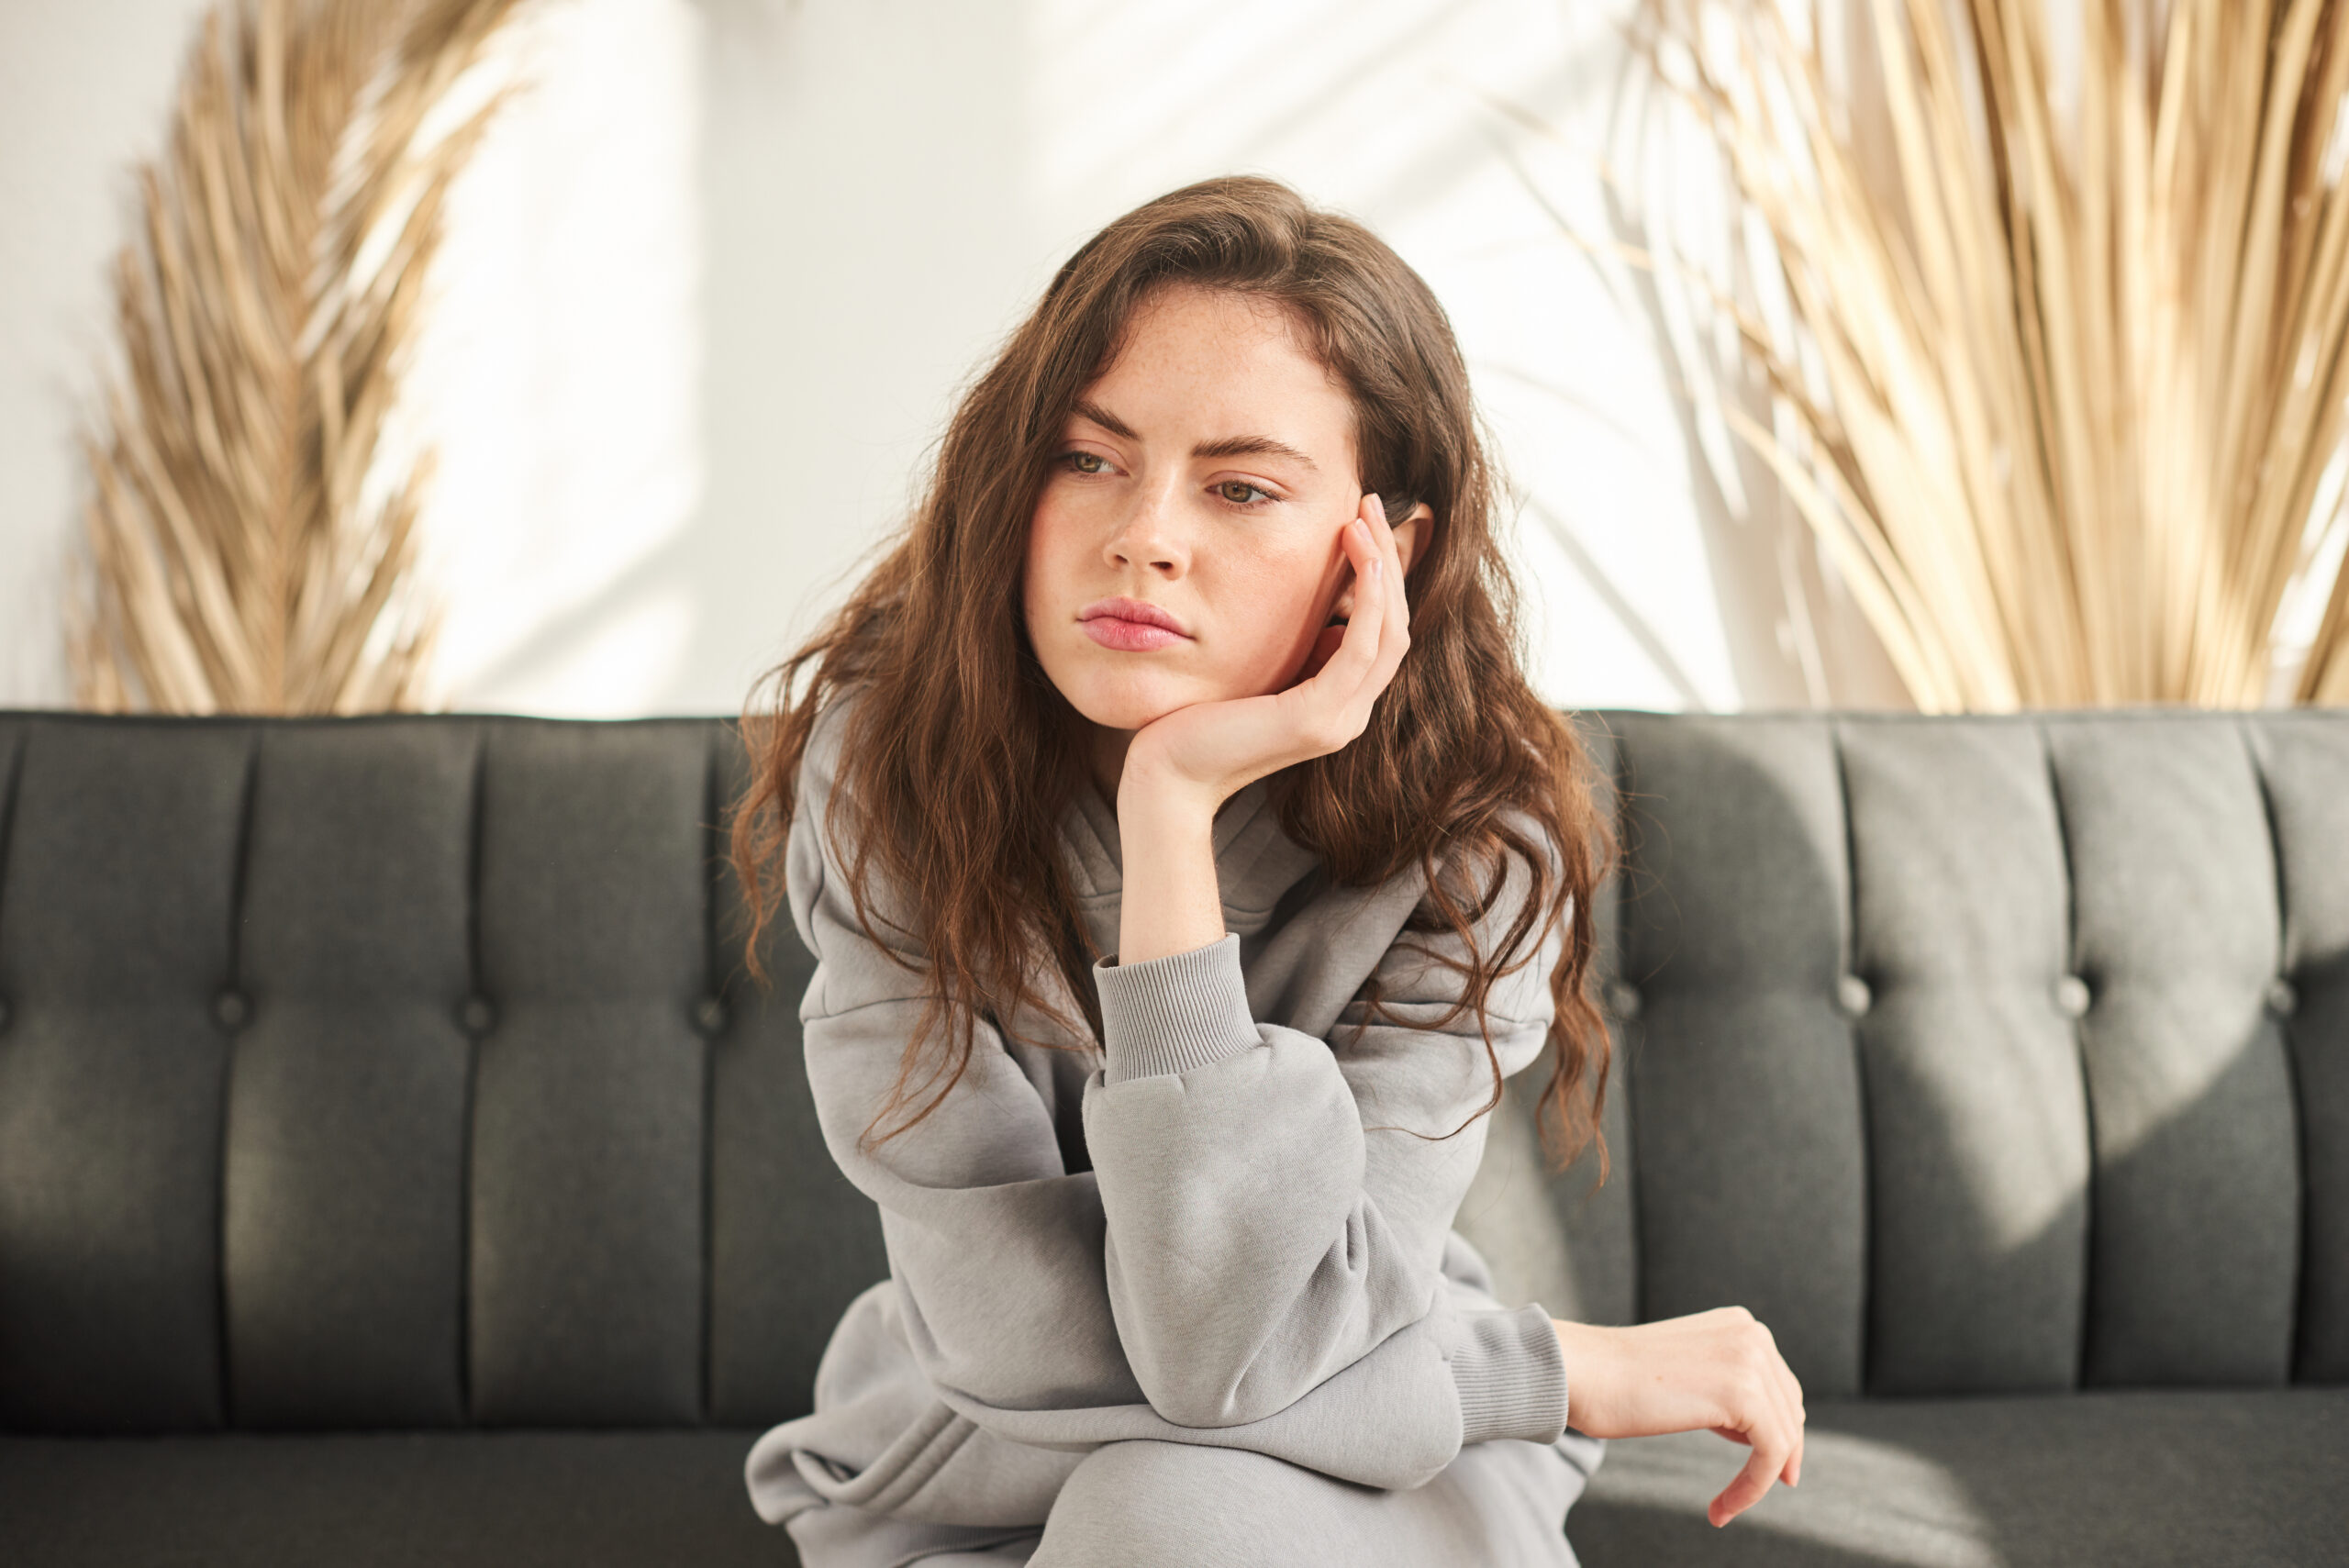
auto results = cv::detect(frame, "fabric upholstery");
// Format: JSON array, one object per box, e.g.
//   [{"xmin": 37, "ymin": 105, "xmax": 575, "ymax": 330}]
[
  {"xmin": 1469, "ymin": 710, "xmax": 2349, "ymax": 1401},
  {"xmin": 1573, "ymin": 1389, "xmax": 2349, "ymax": 1567},
  {"xmin": 2, "ymin": 706, "xmax": 2343, "ymax": 1563},
  {"xmin": 0, "ymin": 1430, "xmax": 785, "ymax": 1567},
  {"xmin": 0, "ymin": 713, "xmax": 888, "ymax": 1435}
]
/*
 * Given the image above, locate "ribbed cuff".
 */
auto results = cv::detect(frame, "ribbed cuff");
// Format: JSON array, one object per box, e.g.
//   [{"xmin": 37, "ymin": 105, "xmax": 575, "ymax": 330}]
[
  {"xmin": 1452, "ymin": 1303, "xmax": 1570, "ymax": 1446},
  {"xmin": 1093, "ymin": 931, "xmax": 1261, "ymax": 1084}
]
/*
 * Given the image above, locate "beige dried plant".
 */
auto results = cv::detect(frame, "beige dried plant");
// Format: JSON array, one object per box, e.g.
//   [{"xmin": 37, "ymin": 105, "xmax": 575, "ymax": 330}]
[
  {"xmin": 1634, "ymin": 0, "xmax": 2349, "ymax": 709},
  {"xmin": 67, "ymin": 0, "xmax": 533, "ymax": 715}
]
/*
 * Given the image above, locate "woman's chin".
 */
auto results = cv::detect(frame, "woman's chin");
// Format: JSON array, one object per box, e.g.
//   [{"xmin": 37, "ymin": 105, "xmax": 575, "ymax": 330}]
[{"xmin": 1062, "ymin": 671, "xmax": 1195, "ymax": 732}]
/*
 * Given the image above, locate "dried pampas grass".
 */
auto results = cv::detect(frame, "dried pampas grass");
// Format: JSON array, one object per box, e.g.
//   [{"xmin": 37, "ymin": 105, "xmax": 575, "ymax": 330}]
[
  {"xmin": 67, "ymin": 0, "xmax": 533, "ymax": 715},
  {"xmin": 1637, "ymin": 0, "xmax": 2349, "ymax": 709}
]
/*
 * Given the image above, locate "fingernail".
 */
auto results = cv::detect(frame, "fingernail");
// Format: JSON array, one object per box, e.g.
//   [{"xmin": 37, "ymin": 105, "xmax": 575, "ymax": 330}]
[{"xmin": 1370, "ymin": 556, "xmax": 1383, "ymax": 579}]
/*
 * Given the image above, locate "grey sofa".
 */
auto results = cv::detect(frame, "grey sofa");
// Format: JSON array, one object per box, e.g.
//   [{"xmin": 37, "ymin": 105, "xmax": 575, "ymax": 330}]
[{"xmin": 0, "ymin": 708, "xmax": 2341, "ymax": 1566}]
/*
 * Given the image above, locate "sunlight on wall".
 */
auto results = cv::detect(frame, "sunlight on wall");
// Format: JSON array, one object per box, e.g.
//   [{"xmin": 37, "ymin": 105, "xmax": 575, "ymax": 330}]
[
  {"xmin": 0, "ymin": 0, "xmax": 1907, "ymax": 717},
  {"xmin": 1015, "ymin": 0, "xmax": 1751, "ymax": 713},
  {"xmin": 0, "ymin": 0, "xmax": 217, "ymax": 709},
  {"xmin": 507, "ymin": 581, "xmax": 702, "ymax": 717},
  {"xmin": 399, "ymin": 0, "xmax": 706, "ymax": 717}
]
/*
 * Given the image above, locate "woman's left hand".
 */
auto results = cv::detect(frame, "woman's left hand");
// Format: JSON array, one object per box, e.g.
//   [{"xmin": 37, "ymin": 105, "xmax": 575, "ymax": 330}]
[{"xmin": 1119, "ymin": 492, "xmax": 1409, "ymax": 813}]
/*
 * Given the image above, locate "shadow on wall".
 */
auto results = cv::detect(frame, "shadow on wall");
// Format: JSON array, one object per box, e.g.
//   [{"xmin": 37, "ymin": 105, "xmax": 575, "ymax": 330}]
[{"xmin": 1485, "ymin": 23, "xmax": 1913, "ymax": 714}]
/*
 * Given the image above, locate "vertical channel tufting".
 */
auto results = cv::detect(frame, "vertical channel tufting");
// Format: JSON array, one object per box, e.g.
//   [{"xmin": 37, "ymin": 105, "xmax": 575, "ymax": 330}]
[
  {"xmin": 1585, "ymin": 714, "xmax": 1640, "ymax": 1330},
  {"xmin": 460, "ymin": 737, "xmax": 493, "ymax": 1418},
  {"xmin": 698, "ymin": 726, "xmax": 721, "ymax": 1424},
  {"xmin": 224, "ymin": 721, "xmax": 475, "ymax": 1429},
  {"xmin": 2244, "ymin": 713, "xmax": 2349, "ymax": 1382},
  {"xmin": 2043, "ymin": 721, "xmax": 2098, "ymax": 1392},
  {"xmin": 467, "ymin": 721, "xmax": 707, "ymax": 1426},
  {"xmin": 0, "ymin": 718, "xmax": 248, "ymax": 1430},
  {"xmin": 1831, "ymin": 724, "xmax": 1873, "ymax": 1393},
  {"xmin": 0, "ymin": 722, "xmax": 17, "ymax": 1420},
  {"xmin": 2052, "ymin": 717, "xmax": 2298, "ymax": 1385},
  {"xmin": 458, "ymin": 734, "xmax": 487, "ymax": 1423},
  {"xmin": 2244, "ymin": 720, "xmax": 2308, "ymax": 1381},
  {"xmin": 706, "ymin": 715, "xmax": 889, "ymax": 1424},
  {"xmin": 1843, "ymin": 717, "xmax": 2089, "ymax": 1394},
  {"xmin": 0, "ymin": 718, "xmax": 19, "ymax": 879},
  {"xmin": 1612, "ymin": 714, "xmax": 1866, "ymax": 1396},
  {"xmin": 215, "ymin": 729, "xmax": 261, "ymax": 1428},
  {"xmin": 464, "ymin": 737, "xmax": 493, "ymax": 1418}
]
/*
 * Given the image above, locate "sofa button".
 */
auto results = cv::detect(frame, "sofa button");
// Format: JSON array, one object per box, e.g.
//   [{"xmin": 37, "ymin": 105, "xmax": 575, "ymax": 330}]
[
  {"xmin": 2266, "ymin": 977, "xmax": 2299, "ymax": 1018},
  {"xmin": 1836, "ymin": 974, "xmax": 1873, "ymax": 1018},
  {"xmin": 1601, "ymin": 980, "xmax": 1642, "ymax": 1020},
  {"xmin": 214, "ymin": 990, "xmax": 250, "ymax": 1029},
  {"xmin": 461, "ymin": 996, "xmax": 496, "ymax": 1035},
  {"xmin": 693, "ymin": 996, "xmax": 729, "ymax": 1036},
  {"xmin": 2055, "ymin": 975, "xmax": 2093, "ymax": 1019}
]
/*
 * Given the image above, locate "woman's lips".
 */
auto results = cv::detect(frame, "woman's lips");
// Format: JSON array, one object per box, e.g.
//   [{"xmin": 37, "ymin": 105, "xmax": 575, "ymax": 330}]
[{"xmin": 1082, "ymin": 616, "xmax": 1189, "ymax": 651}]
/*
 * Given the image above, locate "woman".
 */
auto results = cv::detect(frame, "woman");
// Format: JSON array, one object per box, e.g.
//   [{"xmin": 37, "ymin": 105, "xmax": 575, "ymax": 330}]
[{"xmin": 728, "ymin": 174, "xmax": 1804, "ymax": 1566}]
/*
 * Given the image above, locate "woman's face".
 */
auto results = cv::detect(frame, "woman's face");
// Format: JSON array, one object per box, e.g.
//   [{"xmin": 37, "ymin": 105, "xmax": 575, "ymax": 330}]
[{"xmin": 1022, "ymin": 283, "xmax": 1426, "ymax": 772}]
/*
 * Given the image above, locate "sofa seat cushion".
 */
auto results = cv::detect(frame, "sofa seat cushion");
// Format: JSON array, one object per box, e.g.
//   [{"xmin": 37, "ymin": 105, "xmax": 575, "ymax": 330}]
[
  {"xmin": 1573, "ymin": 1388, "xmax": 2349, "ymax": 1567},
  {"xmin": 5, "ymin": 1396, "xmax": 2344, "ymax": 1567},
  {"xmin": 0, "ymin": 1429, "xmax": 788, "ymax": 1568}
]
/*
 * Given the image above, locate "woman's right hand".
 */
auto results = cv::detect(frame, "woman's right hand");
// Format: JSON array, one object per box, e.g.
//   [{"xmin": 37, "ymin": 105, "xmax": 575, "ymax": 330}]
[{"xmin": 1551, "ymin": 1307, "xmax": 1805, "ymax": 1528}]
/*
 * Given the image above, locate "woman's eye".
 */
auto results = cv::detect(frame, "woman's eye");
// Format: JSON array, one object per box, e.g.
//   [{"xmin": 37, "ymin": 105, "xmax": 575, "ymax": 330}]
[
  {"xmin": 1216, "ymin": 479, "xmax": 1274, "ymax": 506},
  {"xmin": 1063, "ymin": 450, "xmax": 1108, "ymax": 474}
]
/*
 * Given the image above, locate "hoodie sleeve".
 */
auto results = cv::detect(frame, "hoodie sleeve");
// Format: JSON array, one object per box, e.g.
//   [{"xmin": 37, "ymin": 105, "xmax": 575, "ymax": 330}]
[
  {"xmin": 781, "ymin": 695, "xmax": 1568, "ymax": 1490},
  {"xmin": 782, "ymin": 701, "xmax": 1141, "ymax": 1416},
  {"xmin": 1081, "ymin": 822, "xmax": 1572, "ymax": 1447}
]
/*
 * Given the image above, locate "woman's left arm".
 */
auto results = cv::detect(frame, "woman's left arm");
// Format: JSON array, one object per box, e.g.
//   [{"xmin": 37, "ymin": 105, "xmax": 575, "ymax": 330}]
[
  {"xmin": 1081, "ymin": 823, "xmax": 1571, "ymax": 1440},
  {"xmin": 1081, "ymin": 495, "xmax": 1568, "ymax": 1442}
]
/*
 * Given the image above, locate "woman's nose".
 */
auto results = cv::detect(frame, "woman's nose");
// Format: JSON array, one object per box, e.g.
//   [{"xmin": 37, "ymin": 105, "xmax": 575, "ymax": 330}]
[{"xmin": 1107, "ymin": 478, "xmax": 1186, "ymax": 568}]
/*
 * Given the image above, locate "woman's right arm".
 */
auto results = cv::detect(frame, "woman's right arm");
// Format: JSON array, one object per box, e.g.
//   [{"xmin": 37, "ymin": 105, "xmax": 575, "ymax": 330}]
[{"xmin": 1551, "ymin": 1309, "xmax": 1808, "ymax": 1527}]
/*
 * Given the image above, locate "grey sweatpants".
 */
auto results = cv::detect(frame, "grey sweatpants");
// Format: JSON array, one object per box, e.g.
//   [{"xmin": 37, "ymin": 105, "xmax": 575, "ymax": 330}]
[{"xmin": 785, "ymin": 1430, "xmax": 1605, "ymax": 1568}]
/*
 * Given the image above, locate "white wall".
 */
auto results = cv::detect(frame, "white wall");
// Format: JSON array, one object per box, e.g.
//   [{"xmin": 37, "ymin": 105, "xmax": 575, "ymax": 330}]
[
  {"xmin": 0, "ymin": 0, "xmax": 219, "ymax": 709},
  {"xmin": 0, "ymin": 0, "xmax": 1908, "ymax": 718}
]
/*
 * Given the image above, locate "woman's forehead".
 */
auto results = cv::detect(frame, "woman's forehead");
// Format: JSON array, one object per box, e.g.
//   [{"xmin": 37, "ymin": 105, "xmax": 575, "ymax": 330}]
[{"xmin": 1073, "ymin": 286, "xmax": 1355, "ymax": 455}]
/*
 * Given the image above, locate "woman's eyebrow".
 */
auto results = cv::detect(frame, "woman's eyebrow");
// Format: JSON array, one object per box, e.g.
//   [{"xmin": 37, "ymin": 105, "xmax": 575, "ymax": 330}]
[
  {"xmin": 1071, "ymin": 398, "xmax": 1319, "ymax": 472},
  {"xmin": 1193, "ymin": 433, "xmax": 1319, "ymax": 470}
]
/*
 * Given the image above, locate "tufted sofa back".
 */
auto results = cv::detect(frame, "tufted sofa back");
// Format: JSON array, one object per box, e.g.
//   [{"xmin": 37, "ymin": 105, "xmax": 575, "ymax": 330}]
[
  {"xmin": 0, "ymin": 714, "xmax": 885, "ymax": 1434},
  {"xmin": 1487, "ymin": 711, "xmax": 2349, "ymax": 1402},
  {"xmin": 2, "ymin": 709, "xmax": 2343, "ymax": 1435}
]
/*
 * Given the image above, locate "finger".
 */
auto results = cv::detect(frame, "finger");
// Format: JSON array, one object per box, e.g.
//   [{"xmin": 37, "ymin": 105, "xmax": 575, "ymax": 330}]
[
  {"xmin": 1754, "ymin": 1362, "xmax": 1798, "ymax": 1491},
  {"xmin": 1766, "ymin": 1361, "xmax": 1804, "ymax": 1493},
  {"xmin": 1317, "ymin": 507, "xmax": 1387, "ymax": 700},
  {"xmin": 1765, "ymin": 1357, "xmax": 1805, "ymax": 1486},
  {"xmin": 1711, "ymin": 1347, "xmax": 1795, "ymax": 1526},
  {"xmin": 1776, "ymin": 1382, "xmax": 1801, "ymax": 1488},
  {"xmin": 1733, "ymin": 1322, "xmax": 1800, "ymax": 1493},
  {"xmin": 1365, "ymin": 494, "xmax": 1410, "ymax": 673},
  {"xmin": 1330, "ymin": 496, "xmax": 1401, "ymax": 719},
  {"xmin": 1709, "ymin": 1433, "xmax": 1787, "ymax": 1528}
]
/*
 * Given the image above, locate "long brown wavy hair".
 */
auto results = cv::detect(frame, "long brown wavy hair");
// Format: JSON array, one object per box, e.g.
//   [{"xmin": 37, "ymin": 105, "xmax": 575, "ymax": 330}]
[{"xmin": 728, "ymin": 174, "xmax": 1615, "ymax": 1175}]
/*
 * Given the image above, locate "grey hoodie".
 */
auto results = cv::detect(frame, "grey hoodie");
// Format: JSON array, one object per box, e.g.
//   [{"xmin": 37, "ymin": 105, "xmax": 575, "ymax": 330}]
[{"xmin": 744, "ymin": 690, "xmax": 1581, "ymax": 1538}]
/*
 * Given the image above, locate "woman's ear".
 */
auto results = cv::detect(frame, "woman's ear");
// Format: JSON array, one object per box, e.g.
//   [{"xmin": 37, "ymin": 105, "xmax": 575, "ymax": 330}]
[
  {"xmin": 1332, "ymin": 501, "xmax": 1434, "ymax": 619},
  {"xmin": 1390, "ymin": 501, "xmax": 1431, "ymax": 576}
]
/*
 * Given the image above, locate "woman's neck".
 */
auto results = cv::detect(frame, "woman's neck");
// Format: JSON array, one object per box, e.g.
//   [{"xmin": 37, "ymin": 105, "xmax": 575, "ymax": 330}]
[{"xmin": 1086, "ymin": 724, "xmax": 1133, "ymax": 806}]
